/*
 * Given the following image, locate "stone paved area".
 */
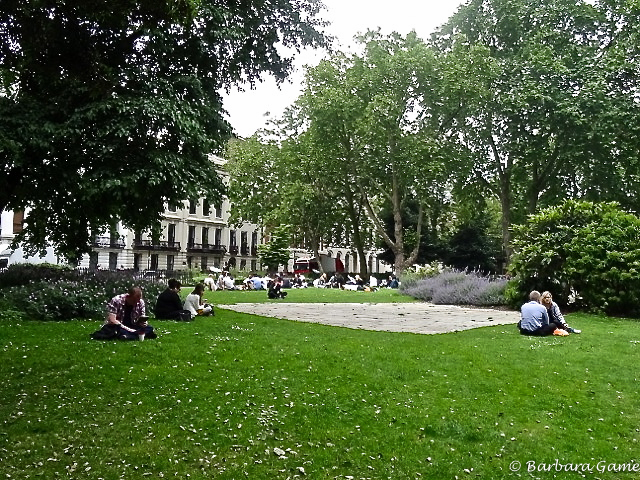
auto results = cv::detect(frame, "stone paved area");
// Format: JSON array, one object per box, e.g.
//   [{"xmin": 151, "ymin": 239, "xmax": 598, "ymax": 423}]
[{"xmin": 220, "ymin": 302, "xmax": 520, "ymax": 335}]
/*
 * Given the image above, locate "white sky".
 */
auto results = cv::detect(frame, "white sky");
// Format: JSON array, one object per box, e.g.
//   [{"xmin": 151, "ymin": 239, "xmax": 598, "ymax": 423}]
[{"xmin": 223, "ymin": 0, "xmax": 466, "ymax": 138}]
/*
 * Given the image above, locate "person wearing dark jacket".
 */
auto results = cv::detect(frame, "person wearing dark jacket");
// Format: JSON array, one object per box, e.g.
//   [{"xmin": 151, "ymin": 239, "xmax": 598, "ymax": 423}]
[{"xmin": 154, "ymin": 278, "xmax": 190, "ymax": 320}]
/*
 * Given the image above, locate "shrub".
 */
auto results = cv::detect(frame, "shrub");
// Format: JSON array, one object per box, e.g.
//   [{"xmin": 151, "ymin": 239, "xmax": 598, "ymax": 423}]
[
  {"xmin": 509, "ymin": 200, "xmax": 640, "ymax": 316},
  {"xmin": 399, "ymin": 261, "xmax": 445, "ymax": 290},
  {"xmin": 0, "ymin": 263, "xmax": 79, "ymax": 289},
  {"xmin": 0, "ymin": 270, "xmax": 165, "ymax": 321},
  {"xmin": 401, "ymin": 269, "xmax": 508, "ymax": 306}
]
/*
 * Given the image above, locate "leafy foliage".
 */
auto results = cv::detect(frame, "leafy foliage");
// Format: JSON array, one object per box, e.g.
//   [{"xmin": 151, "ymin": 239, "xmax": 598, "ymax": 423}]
[
  {"xmin": 509, "ymin": 200, "xmax": 640, "ymax": 315},
  {"xmin": 432, "ymin": 0, "xmax": 640, "ymax": 262},
  {"xmin": 0, "ymin": 266, "xmax": 165, "ymax": 320},
  {"xmin": 257, "ymin": 224, "xmax": 292, "ymax": 273},
  {"xmin": 0, "ymin": 0, "xmax": 328, "ymax": 262}
]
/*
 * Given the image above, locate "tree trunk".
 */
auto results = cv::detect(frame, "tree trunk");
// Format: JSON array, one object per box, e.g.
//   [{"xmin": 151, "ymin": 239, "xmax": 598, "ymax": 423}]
[{"xmin": 344, "ymin": 183, "xmax": 368, "ymax": 277}]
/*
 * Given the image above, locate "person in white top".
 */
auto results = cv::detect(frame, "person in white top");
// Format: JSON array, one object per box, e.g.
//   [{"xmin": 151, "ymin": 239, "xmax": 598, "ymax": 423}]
[
  {"xmin": 183, "ymin": 283, "xmax": 213, "ymax": 319},
  {"xmin": 222, "ymin": 272, "xmax": 236, "ymax": 290},
  {"xmin": 203, "ymin": 274, "xmax": 217, "ymax": 291}
]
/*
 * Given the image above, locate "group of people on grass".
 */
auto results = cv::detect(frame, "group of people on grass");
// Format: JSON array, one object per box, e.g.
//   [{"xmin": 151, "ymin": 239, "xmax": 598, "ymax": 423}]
[
  {"xmin": 519, "ymin": 290, "xmax": 581, "ymax": 336},
  {"xmin": 93, "ymin": 279, "xmax": 214, "ymax": 341},
  {"xmin": 154, "ymin": 278, "xmax": 213, "ymax": 321}
]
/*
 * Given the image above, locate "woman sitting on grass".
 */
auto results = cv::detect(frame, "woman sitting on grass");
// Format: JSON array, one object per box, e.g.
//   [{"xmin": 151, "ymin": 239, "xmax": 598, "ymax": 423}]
[
  {"xmin": 183, "ymin": 283, "xmax": 213, "ymax": 319},
  {"xmin": 540, "ymin": 291, "xmax": 581, "ymax": 334}
]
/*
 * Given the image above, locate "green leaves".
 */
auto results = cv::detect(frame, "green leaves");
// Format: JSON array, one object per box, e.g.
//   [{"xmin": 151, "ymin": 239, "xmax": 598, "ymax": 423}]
[
  {"xmin": 0, "ymin": 0, "xmax": 328, "ymax": 261},
  {"xmin": 510, "ymin": 200, "xmax": 640, "ymax": 315}
]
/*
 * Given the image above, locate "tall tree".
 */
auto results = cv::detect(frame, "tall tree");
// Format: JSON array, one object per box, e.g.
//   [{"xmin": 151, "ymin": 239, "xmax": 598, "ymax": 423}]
[
  {"xmin": 0, "ymin": 0, "xmax": 328, "ymax": 262},
  {"xmin": 297, "ymin": 31, "xmax": 453, "ymax": 274},
  {"xmin": 432, "ymin": 0, "xmax": 640, "ymax": 262},
  {"xmin": 226, "ymin": 133, "xmax": 347, "ymax": 274}
]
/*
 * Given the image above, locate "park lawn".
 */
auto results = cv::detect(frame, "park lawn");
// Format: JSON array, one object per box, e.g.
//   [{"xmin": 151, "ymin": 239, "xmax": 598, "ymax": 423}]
[
  {"xmin": 193, "ymin": 285, "xmax": 418, "ymax": 304},
  {"xmin": 1, "ymin": 309, "xmax": 639, "ymax": 479}
]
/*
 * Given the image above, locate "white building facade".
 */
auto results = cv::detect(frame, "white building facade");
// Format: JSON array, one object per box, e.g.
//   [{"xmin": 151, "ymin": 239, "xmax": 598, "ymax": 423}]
[{"xmin": 79, "ymin": 196, "xmax": 263, "ymax": 274}]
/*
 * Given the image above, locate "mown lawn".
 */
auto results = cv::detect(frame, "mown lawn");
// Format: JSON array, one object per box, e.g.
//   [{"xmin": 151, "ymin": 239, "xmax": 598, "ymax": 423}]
[
  {"xmin": 193, "ymin": 285, "xmax": 417, "ymax": 304},
  {"xmin": 1, "ymin": 297, "xmax": 639, "ymax": 479}
]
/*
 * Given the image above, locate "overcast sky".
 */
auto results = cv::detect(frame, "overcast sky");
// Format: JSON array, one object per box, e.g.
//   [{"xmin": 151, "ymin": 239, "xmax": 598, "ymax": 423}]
[{"xmin": 222, "ymin": 0, "xmax": 467, "ymax": 138}]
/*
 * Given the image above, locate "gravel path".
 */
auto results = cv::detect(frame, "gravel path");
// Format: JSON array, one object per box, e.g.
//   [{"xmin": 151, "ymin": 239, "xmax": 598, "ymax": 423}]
[{"xmin": 220, "ymin": 302, "xmax": 520, "ymax": 335}]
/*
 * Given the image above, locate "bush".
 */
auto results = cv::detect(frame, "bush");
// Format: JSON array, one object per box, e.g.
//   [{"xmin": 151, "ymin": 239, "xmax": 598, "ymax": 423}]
[
  {"xmin": 0, "ymin": 269, "xmax": 165, "ymax": 321},
  {"xmin": 509, "ymin": 200, "xmax": 640, "ymax": 316},
  {"xmin": 401, "ymin": 268, "xmax": 508, "ymax": 306},
  {"xmin": 0, "ymin": 263, "xmax": 79, "ymax": 289}
]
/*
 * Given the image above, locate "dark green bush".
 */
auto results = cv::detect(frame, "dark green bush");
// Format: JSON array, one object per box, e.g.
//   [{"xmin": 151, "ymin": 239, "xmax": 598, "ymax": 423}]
[
  {"xmin": 0, "ymin": 269, "xmax": 165, "ymax": 321},
  {"xmin": 0, "ymin": 263, "xmax": 79, "ymax": 289},
  {"xmin": 509, "ymin": 200, "xmax": 640, "ymax": 316}
]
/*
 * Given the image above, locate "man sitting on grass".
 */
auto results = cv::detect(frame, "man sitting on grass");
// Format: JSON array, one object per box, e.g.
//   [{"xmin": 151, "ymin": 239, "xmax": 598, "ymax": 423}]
[
  {"xmin": 107, "ymin": 287, "xmax": 157, "ymax": 340},
  {"xmin": 154, "ymin": 278, "xmax": 191, "ymax": 321},
  {"xmin": 519, "ymin": 290, "xmax": 557, "ymax": 336}
]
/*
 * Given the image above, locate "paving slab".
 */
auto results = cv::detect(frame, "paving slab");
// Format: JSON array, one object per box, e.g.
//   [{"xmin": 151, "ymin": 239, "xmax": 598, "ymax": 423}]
[{"xmin": 220, "ymin": 302, "xmax": 520, "ymax": 335}]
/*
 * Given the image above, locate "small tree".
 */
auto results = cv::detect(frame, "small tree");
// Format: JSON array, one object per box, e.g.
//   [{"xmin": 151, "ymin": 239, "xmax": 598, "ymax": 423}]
[
  {"xmin": 509, "ymin": 200, "xmax": 640, "ymax": 316},
  {"xmin": 258, "ymin": 225, "xmax": 292, "ymax": 274}
]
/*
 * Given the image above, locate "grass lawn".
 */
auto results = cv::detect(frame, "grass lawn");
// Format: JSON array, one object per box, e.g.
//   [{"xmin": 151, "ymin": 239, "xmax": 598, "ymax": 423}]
[
  {"xmin": 1, "ymin": 291, "xmax": 640, "ymax": 479},
  {"xmin": 193, "ymin": 286, "xmax": 418, "ymax": 304}
]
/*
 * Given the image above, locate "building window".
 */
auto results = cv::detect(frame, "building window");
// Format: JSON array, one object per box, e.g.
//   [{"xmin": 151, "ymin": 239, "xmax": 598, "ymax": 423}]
[
  {"xmin": 13, "ymin": 210, "xmax": 24, "ymax": 234},
  {"xmin": 167, "ymin": 255, "xmax": 175, "ymax": 272},
  {"xmin": 150, "ymin": 254, "xmax": 159, "ymax": 271},
  {"xmin": 202, "ymin": 227, "xmax": 209, "ymax": 246},
  {"xmin": 89, "ymin": 252, "xmax": 99, "ymax": 271},
  {"xmin": 201, "ymin": 256, "xmax": 208, "ymax": 271},
  {"xmin": 167, "ymin": 203, "xmax": 177, "ymax": 213},
  {"xmin": 241, "ymin": 231, "xmax": 248, "ymax": 255},
  {"xmin": 215, "ymin": 228, "xmax": 222, "ymax": 246},
  {"xmin": 109, "ymin": 252, "xmax": 118, "ymax": 271},
  {"xmin": 230, "ymin": 230, "xmax": 237, "ymax": 247},
  {"xmin": 214, "ymin": 204, "xmax": 222, "ymax": 218},
  {"xmin": 189, "ymin": 200, "xmax": 197, "ymax": 215},
  {"xmin": 240, "ymin": 259, "xmax": 247, "ymax": 270},
  {"xmin": 134, "ymin": 253, "xmax": 141, "ymax": 272},
  {"xmin": 203, "ymin": 198, "xmax": 211, "ymax": 216},
  {"xmin": 168, "ymin": 224, "xmax": 176, "ymax": 244},
  {"xmin": 188, "ymin": 226, "xmax": 196, "ymax": 247},
  {"xmin": 251, "ymin": 260, "xmax": 257, "ymax": 271}
]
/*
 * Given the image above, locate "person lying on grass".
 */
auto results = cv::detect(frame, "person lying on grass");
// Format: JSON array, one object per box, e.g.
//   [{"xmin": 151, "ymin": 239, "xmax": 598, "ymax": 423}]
[{"xmin": 105, "ymin": 286, "xmax": 157, "ymax": 340}]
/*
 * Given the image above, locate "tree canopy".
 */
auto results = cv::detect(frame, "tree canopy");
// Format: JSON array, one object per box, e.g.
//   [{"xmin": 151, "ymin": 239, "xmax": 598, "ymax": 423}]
[{"xmin": 0, "ymin": 0, "xmax": 328, "ymax": 262}]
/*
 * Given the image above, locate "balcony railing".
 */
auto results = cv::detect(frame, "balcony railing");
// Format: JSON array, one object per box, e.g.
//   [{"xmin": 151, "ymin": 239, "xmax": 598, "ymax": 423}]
[
  {"xmin": 187, "ymin": 243, "xmax": 227, "ymax": 254},
  {"xmin": 133, "ymin": 239, "xmax": 181, "ymax": 251},
  {"xmin": 93, "ymin": 236, "xmax": 125, "ymax": 249}
]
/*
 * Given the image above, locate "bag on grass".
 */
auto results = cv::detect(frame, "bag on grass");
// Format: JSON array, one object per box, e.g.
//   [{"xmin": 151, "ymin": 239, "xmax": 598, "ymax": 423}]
[{"xmin": 90, "ymin": 324, "xmax": 118, "ymax": 340}]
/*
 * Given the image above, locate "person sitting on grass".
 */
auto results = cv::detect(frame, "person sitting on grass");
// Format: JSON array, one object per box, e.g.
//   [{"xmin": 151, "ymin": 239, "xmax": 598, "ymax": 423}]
[
  {"xmin": 267, "ymin": 276, "xmax": 288, "ymax": 299},
  {"xmin": 105, "ymin": 287, "xmax": 156, "ymax": 340},
  {"xmin": 221, "ymin": 271, "xmax": 236, "ymax": 290},
  {"xmin": 154, "ymin": 278, "xmax": 191, "ymax": 321},
  {"xmin": 519, "ymin": 290, "xmax": 564, "ymax": 336},
  {"xmin": 184, "ymin": 283, "xmax": 214, "ymax": 319},
  {"xmin": 203, "ymin": 274, "xmax": 217, "ymax": 291},
  {"xmin": 540, "ymin": 291, "xmax": 581, "ymax": 334}
]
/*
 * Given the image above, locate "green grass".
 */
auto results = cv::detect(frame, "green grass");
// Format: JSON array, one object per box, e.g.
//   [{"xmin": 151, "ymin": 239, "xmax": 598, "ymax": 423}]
[
  {"xmin": 2, "ymin": 305, "xmax": 640, "ymax": 479},
  {"xmin": 192, "ymin": 286, "xmax": 417, "ymax": 304}
]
